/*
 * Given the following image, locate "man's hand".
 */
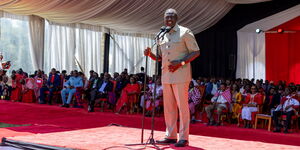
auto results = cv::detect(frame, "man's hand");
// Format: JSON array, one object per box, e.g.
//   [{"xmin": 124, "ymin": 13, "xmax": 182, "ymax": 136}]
[
  {"xmin": 69, "ymin": 86, "xmax": 74, "ymax": 89},
  {"xmin": 168, "ymin": 60, "xmax": 182, "ymax": 72},
  {"xmin": 285, "ymin": 105, "xmax": 292, "ymax": 110},
  {"xmin": 144, "ymin": 47, "xmax": 151, "ymax": 56}
]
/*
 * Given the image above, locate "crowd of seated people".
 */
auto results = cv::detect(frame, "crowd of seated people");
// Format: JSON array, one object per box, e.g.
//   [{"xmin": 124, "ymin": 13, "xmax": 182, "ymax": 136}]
[
  {"xmin": 197, "ymin": 77, "xmax": 299, "ymax": 133},
  {"xmin": 0, "ymin": 67, "xmax": 299, "ymax": 133}
]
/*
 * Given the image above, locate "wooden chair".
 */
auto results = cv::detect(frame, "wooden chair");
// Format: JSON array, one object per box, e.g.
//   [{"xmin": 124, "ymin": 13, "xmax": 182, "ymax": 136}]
[
  {"xmin": 216, "ymin": 103, "xmax": 231, "ymax": 125},
  {"xmin": 44, "ymin": 90, "xmax": 61, "ymax": 104},
  {"xmin": 237, "ymin": 104, "xmax": 262, "ymax": 127},
  {"xmin": 98, "ymin": 97, "xmax": 108, "ymax": 112},
  {"xmin": 254, "ymin": 114, "xmax": 272, "ymax": 131}
]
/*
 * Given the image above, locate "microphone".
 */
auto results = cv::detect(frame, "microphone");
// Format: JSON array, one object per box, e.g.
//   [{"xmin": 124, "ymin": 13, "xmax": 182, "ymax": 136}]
[
  {"xmin": 159, "ymin": 26, "xmax": 172, "ymax": 39},
  {"xmin": 155, "ymin": 26, "xmax": 166, "ymax": 39},
  {"xmin": 164, "ymin": 26, "xmax": 172, "ymax": 33},
  {"xmin": 155, "ymin": 26, "xmax": 172, "ymax": 40}
]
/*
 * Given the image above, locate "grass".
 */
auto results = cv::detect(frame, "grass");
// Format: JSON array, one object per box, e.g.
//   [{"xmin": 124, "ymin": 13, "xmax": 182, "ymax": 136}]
[{"xmin": 0, "ymin": 122, "xmax": 31, "ymax": 128}]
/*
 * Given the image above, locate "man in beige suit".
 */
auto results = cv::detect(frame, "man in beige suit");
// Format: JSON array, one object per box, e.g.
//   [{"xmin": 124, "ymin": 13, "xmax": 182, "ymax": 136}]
[{"xmin": 144, "ymin": 8, "xmax": 200, "ymax": 147}]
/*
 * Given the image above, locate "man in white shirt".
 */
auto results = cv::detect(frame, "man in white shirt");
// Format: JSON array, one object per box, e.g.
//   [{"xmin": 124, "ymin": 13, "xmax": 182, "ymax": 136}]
[
  {"xmin": 273, "ymin": 89, "xmax": 299, "ymax": 133},
  {"xmin": 205, "ymin": 83, "xmax": 229, "ymax": 126}
]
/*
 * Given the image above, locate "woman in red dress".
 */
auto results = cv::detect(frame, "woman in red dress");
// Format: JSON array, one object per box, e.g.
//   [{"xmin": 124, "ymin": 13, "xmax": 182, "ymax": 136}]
[
  {"xmin": 115, "ymin": 77, "xmax": 140, "ymax": 113},
  {"xmin": 10, "ymin": 70, "xmax": 23, "ymax": 102},
  {"xmin": 241, "ymin": 85, "xmax": 263, "ymax": 128},
  {"xmin": 34, "ymin": 70, "xmax": 47, "ymax": 101},
  {"xmin": 22, "ymin": 75, "xmax": 36, "ymax": 103}
]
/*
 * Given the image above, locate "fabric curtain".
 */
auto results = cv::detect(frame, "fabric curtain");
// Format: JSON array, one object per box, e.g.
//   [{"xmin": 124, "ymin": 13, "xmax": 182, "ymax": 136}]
[
  {"xmin": 74, "ymin": 24, "xmax": 104, "ymax": 75},
  {"xmin": 0, "ymin": 0, "xmax": 234, "ymax": 34},
  {"xmin": 109, "ymin": 31, "xmax": 154, "ymax": 75},
  {"xmin": 44, "ymin": 21, "xmax": 76, "ymax": 74},
  {"xmin": 44, "ymin": 21, "xmax": 105, "ymax": 75},
  {"xmin": 236, "ymin": 32, "xmax": 265, "ymax": 80},
  {"xmin": 29, "ymin": 15, "xmax": 44, "ymax": 70},
  {"xmin": 266, "ymin": 32, "xmax": 300, "ymax": 84}
]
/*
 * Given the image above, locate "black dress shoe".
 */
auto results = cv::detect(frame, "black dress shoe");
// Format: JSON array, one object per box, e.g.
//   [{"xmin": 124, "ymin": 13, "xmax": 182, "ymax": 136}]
[
  {"xmin": 88, "ymin": 106, "xmax": 94, "ymax": 112},
  {"xmin": 206, "ymin": 121, "xmax": 211, "ymax": 126},
  {"xmin": 60, "ymin": 104, "xmax": 70, "ymax": 108},
  {"xmin": 190, "ymin": 119, "xmax": 196, "ymax": 124},
  {"xmin": 214, "ymin": 122, "xmax": 220, "ymax": 126},
  {"xmin": 273, "ymin": 127, "xmax": 281, "ymax": 133},
  {"xmin": 208, "ymin": 121, "xmax": 216, "ymax": 126},
  {"xmin": 156, "ymin": 138, "xmax": 177, "ymax": 145},
  {"xmin": 88, "ymin": 108, "xmax": 94, "ymax": 112},
  {"xmin": 174, "ymin": 140, "xmax": 189, "ymax": 147}
]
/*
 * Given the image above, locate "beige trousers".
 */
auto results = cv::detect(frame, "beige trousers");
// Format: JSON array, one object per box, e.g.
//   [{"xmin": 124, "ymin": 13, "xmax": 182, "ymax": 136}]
[{"xmin": 162, "ymin": 82, "xmax": 190, "ymax": 140}]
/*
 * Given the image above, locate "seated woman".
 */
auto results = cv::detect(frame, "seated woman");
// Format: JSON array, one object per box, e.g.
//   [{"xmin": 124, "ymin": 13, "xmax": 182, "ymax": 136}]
[
  {"xmin": 188, "ymin": 81, "xmax": 201, "ymax": 123},
  {"xmin": 10, "ymin": 70, "xmax": 23, "ymax": 102},
  {"xmin": 241, "ymin": 85, "xmax": 263, "ymax": 128},
  {"xmin": 231, "ymin": 84, "xmax": 242, "ymax": 120},
  {"xmin": 22, "ymin": 75, "xmax": 36, "ymax": 103},
  {"xmin": 115, "ymin": 77, "xmax": 140, "ymax": 113},
  {"xmin": 34, "ymin": 70, "xmax": 47, "ymax": 102}
]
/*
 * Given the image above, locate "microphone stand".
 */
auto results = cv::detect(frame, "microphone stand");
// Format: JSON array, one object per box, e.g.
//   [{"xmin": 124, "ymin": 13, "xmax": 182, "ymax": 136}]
[{"xmin": 125, "ymin": 30, "xmax": 167, "ymax": 150}]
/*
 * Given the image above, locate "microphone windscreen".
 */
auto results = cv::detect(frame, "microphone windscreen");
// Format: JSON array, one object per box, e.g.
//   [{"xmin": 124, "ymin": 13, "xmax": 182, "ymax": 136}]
[
  {"xmin": 165, "ymin": 26, "xmax": 172, "ymax": 33},
  {"xmin": 160, "ymin": 26, "xmax": 166, "ymax": 31}
]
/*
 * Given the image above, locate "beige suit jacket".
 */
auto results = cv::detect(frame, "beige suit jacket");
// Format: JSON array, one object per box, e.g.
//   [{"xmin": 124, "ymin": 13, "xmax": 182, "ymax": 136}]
[{"xmin": 159, "ymin": 24, "xmax": 200, "ymax": 84}]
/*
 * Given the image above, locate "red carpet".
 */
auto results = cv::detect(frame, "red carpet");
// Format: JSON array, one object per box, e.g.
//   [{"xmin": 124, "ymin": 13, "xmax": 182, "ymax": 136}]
[
  {"xmin": 1, "ymin": 100, "xmax": 300, "ymax": 149},
  {"xmin": 7, "ymin": 126, "xmax": 300, "ymax": 150}
]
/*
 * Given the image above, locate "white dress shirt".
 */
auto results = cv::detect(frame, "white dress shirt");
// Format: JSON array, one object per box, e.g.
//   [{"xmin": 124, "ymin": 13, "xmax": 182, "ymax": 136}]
[{"xmin": 283, "ymin": 96, "xmax": 299, "ymax": 112}]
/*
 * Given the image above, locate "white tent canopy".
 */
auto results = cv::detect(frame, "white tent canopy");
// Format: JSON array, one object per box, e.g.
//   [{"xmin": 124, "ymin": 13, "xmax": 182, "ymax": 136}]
[
  {"xmin": 0, "ymin": 0, "xmax": 270, "ymax": 34},
  {"xmin": 0, "ymin": 0, "xmax": 273, "ymax": 75}
]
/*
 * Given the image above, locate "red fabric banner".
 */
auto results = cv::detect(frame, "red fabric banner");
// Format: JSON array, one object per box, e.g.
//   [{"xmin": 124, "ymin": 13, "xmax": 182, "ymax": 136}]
[{"xmin": 266, "ymin": 32, "xmax": 300, "ymax": 84}]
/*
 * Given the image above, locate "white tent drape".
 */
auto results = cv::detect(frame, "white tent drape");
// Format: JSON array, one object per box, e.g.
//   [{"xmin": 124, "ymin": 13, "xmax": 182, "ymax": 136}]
[
  {"xmin": 74, "ymin": 25, "xmax": 104, "ymax": 75},
  {"xmin": 44, "ymin": 21, "xmax": 105, "ymax": 75},
  {"xmin": 44, "ymin": 21, "xmax": 76, "ymax": 74},
  {"xmin": 109, "ymin": 31, "xmax": 154, "ymax": 75},
  {"xmin": 236, "ymin": 32, "xmax": 265, "ymax": 80},
  {"xmin": 29, "ymin": 15, "xmax": 44, "ymax": 70},
  {"xmin": 236, "ymin": 4, "xmax": 300, "ymax": 80},
  {"xmin": 0, "ymin": 0, "xmax": 234, "ymax": 34}
]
